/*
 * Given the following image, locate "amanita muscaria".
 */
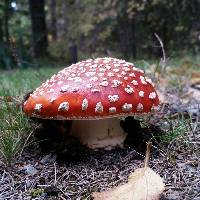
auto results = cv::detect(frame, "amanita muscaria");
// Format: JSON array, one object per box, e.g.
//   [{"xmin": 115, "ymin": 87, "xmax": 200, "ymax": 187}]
[{"xmin": 23, "ymin": 57, "xmax": 159, "ymax": 150}]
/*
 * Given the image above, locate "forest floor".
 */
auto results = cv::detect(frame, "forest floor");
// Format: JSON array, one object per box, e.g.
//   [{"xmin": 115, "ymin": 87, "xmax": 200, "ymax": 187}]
[{"xmin": 0, "ymin": 56, "xmax": 200, "ymax": 199}]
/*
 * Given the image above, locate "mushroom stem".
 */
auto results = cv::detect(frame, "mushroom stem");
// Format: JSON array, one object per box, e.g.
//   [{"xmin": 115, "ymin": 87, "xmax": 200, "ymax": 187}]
[{"xmin": 70, "ymin": 118, "xmax": 127, "ymax": 150}]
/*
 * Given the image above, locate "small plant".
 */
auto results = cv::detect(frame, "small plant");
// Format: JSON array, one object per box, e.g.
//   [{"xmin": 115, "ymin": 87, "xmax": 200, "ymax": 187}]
[
  {"xmin": 30, "ymin": 188, "xmax": 44, "ymax": 197},
  {"xmin": 159, "ymin": 118, "xmax": 187, "ymax": 146},
  {"xmin": 0, "ymin": 99, "xmax": 31, "ymax": 166}
]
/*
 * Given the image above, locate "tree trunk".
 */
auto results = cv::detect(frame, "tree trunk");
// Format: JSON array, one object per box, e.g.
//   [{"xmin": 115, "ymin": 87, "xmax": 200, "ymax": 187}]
[
  {"xmin": 131, "ymin": 19, "xmax": 137, "ymax": 58},
  {"xmin": 118, "ymin": 16, "xmax": 137, "ymax": 59},
  {"xmin": 29, "ymin": 0, "xmax": 48, "ymax": 58},
  {"xmin": 69, "ymin": 40, "xmax": 78, "ymax": 64},
  {"xmin": 50, "ymin": 0, "xmax": 57, "ymax": 41},
  {"xmin": 4, "ymin": 0, "xmax": 10, "ymax": 44},
  {"xmin": 0, "ymin": 18, "xmax": 3, "ymax": 42}
]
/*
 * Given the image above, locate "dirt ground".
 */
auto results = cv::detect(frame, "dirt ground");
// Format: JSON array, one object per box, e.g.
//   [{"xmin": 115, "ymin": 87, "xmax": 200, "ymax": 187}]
[{"xmin": 0, "ymin": 117, "xmax": 199, "ymax": 200}]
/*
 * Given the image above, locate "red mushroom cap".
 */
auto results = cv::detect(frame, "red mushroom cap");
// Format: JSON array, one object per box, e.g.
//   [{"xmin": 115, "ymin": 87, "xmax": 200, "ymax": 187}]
[{"xmin": 23, "ymin": 57, "xmax": 159, "ymax": 119}]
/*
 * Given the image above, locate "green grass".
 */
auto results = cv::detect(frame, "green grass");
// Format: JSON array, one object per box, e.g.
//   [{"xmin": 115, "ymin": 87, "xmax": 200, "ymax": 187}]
[
  {"xmin": 0, "ymin": 66, "xmax": 61, "ymax": 166},
  {"xmin": 158, "ymin": 117, "xmax": 187, "ymax": 146},
  {"xmin": 0, "ymin": 67, "xmax": 62, "ymax": 97},
  {"xmin": 0, "ymin": 101, "xmax": 30, "ymax": 166}
]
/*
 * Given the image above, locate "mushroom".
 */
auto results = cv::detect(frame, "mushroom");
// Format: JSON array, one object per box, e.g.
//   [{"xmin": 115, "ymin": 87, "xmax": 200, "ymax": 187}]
[{"xmin": 23, "ymin": 57, "xmax": 159, "ymax": 150}]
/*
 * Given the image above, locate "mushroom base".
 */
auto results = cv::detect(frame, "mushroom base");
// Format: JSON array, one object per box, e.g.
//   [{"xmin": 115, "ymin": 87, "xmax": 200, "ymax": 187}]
[{"xmin": 70, "ymin": 118, "xmax": 127, "ymax": 150}]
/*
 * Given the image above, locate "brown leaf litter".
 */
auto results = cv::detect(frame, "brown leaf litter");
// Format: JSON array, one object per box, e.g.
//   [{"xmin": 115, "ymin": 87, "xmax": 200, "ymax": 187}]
[{"xmin": 93, "ymin": 143, "xmax": 165, "ymax": 200}]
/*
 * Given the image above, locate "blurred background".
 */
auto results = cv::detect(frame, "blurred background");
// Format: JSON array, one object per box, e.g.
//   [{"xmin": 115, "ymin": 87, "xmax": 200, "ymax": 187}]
[{"xmin": 0, "ymin": 0, "xmax": 200, "ymax": 69}]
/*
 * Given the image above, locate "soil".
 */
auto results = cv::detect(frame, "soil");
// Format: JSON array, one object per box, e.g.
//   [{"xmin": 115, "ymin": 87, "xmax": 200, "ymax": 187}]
[{"xmin": 0, "ymin": 118, "xmax": 199, "ymax": 200}]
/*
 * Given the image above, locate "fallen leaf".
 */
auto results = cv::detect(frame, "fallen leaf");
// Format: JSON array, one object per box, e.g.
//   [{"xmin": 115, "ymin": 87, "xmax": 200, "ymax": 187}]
[{"xmin": 93, "ymin": 143, "xmax": 165, "ymax": 200}]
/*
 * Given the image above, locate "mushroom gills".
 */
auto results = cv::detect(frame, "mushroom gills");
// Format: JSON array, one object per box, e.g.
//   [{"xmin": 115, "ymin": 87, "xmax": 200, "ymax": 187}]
[{"xmin": 69, "ymin": 118, "xmax": 127, "ymax": 150}]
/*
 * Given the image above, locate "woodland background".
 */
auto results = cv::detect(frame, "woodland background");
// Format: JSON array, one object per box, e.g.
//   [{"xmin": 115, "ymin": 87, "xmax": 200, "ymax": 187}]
[
  {"xmin": 0, "ymin": 0, "xmax": 200, "ymax": 69},
  {"xmin": 0, "ymin": 1, "xmax": 200, "ymax": 199}
]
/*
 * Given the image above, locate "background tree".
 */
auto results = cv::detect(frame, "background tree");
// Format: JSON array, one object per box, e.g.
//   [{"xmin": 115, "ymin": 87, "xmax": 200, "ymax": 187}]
[
  {"xmin": 4, "ymin": 0, "xmax": 12, "ymax": 44},
  {"xmin": 49, "ymin": 0, "xmax": 57, "ymax": 41},
  {"xmin": 0, "ymin": 0, "xmax": 200, "ymax": 69},
  {"xmin": 29, "ymin": 0, "xmax": 48, "ymax": 58}
]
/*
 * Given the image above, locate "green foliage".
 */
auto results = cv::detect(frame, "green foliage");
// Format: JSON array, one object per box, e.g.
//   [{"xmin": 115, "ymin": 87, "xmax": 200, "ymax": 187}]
[
  {"xmin": 30, "ymin": 188, "xmax": 44, "ymax": 197},
  {"xmin": 0, "ymin": 0, "xmax": 32, "ymax": 69},
  {"xmin": 1, "ymin": 0, "xmax": 199, "ymax": 66},
  {"xmin": 48, "ymin": 0, "xmax": 200, "ymax": 60},
  {"xmin": 0, "ymin": 100, "xmax": 30, "ymax": 166},
  {"xmin": 0, "ymin": 43, "xmax": 13, "ymax": 69},
  {"xmin": 0, "ymin": 67, "xmax": 60, "ymax": 96},
  {"xmin": 0, "ymin": 66, "xmax": 60, "ymax": 166},
  {"xmin": 159, "ymin": 118, "xmax": 187, "ymax": 146}
]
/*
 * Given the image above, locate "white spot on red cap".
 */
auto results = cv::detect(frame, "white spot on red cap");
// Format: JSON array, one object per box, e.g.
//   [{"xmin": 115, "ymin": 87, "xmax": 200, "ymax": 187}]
[
  {"xmin": 94, "ymin": 60, "xmax": 99, "ymax": 64},
  {"xmin": 60, "ymin": 85, "xmax": 69, "ymax": 92},
  {"xmin": 139, "ymin": 91, "xmax": 144, "ymax": 97},
  {"xmin": 108, "ymin": 95, "xmax": 119, "ymax": 102},
  {"xmin": 131, "ymin": 80, "xmax": 138, "ymax": 85},
  {"xmin": 71, "ymin": 87, "xmax": 79, "ymax": 92},
  {"xmin": 149, "ymin": 92, "xmax": 157, "ymax": 99},
  {"xmin": 133, "ymin": 67, "xmax": 144, "ymax": 73},
  {"xmin": 90, "ymin": 64, "xmax": 98, "ymax": 69},
  {"xmin": 57, "ymin": 81, "xmax": 63, "ymax": 85},
  {"xmin": 108, "ymin": 72, "xmax": 114, "ymax": 77},
  {"xmin": 67, "ymin": 77, "xmax": 74, "ymax": 81},
  {"xmin": 140, "ymin": 76, "xmax": 147, "ymax": 85},
  {"xmin": 98, "ymin": 73, "xmax": 104, "ymax": 77},
  {"xmin": 91, "ymin": 89, "xmax": 100, "ymax": 93},
  {"xmin": 95, "ymin": 102, "xmax": 103, "ymax": 113},
  {"xmin": 124, "ymin": 77, "xmax": 128, "ymax": 80},
  {"xmin": 105, "ymin": 65, "xmax": 111, "ymax": 70},
  {"xmin": 34, "ymin": 104, "xmax": 42, "ymax": 112},
  {"xmin": 121, "ymin": 71, "xmax": 126, "ymax": 76},
  {"xmin": 123, "ymin": 63, "xmax": 129, "ymax": 67},
  {"xmin": 114, "ymin": 63, "xmax": 120, "ymax": 68},
  {"xmin": 85, "ymin": 63, "xmax": 91, "ymax": 67},
  {"xmin": 74, "ymin": 77, "xmax": 82, "ymax": 82},
  {"xmin": 78, "ymin": 62, "xmax": 85, "ymax": 67},
  {"xmin": 103, "ymin": 60, "xmax": 110, "ymax": 64},
  {"xmin": 109, "ymin": 107, "xmax": 116, "ymax": 113},
  {"xmin": 89, "ymin": 68, "xmax": 96, "ymax": 72},
  {"xmin": 86, "ymin": 84, "xmax": 93, "ymax": 88},
  {"xmin": 71, "ymin": 73, "xmax": 76, "ymax": 77},
  {"xmin": 99, "ymin": 81, "xmax": 109, "ymax": 87},
  {"xmin": 99, "ymin": 68, "xmax": 106, "ymax": 72},
  {"xmin": 80, "ymin": 69, "xmax": 86, "ymax": 73},
  {"xmin": 38, "ymin": 91, "xmax": 44, "ymax": 96},
  {"xmin": 129, "ymin": 73, "xmax": 136, "ymax": 77},
  {"xmin": 58, "ymin": 102, "xmax": 69, "ymax": 111},
  {"xmin": 82, "ymin": 98, "xmax": 88, "ymax": 111},
  {"xmin": 113, "ymin": 68, "xmax": 120, "ymax": 73},
  {"xmin": 50, "ymin": 97, "xmax": 56, "ymax": 103},
  {"xmin": 126, "ymin": 62, "xmax": 134, "ymax": 66},
  {"xmin": 47, "ymin": 89, "xmax": 54, "ymax": 93},
  {"xmin": 123, "ymin": 67, "xmax": 131, "ymax": 72},
  {"xmin": 125, "ymin": 85, "xmax": 134, "ymax": 94},
  {"xmin": 146, "ymin": 78, "xmax": 155, "ymax": 86},
  {"xmin": 137, "ymin": 103, "xmax": 143, "ymax": 111},
  {"xmin": 90, "ymin": 77, "xmax": 98, "ymax": 82},
  {"xmin": 85, "ymin": 72, "xmax": 96, "ymax": 77},
  {"xmin": 122, "ymin": 103, "xmax": 132, "ymax": 112},
  {"xmin": 111, "ymin": 80, "xmax": 122, "ymax": 87}
]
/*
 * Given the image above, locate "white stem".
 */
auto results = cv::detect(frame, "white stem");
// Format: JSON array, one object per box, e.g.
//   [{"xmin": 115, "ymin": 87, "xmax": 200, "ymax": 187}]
[{"xmin": 70, "ymin": 118, "xmax": 127, "ymax": 150}]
